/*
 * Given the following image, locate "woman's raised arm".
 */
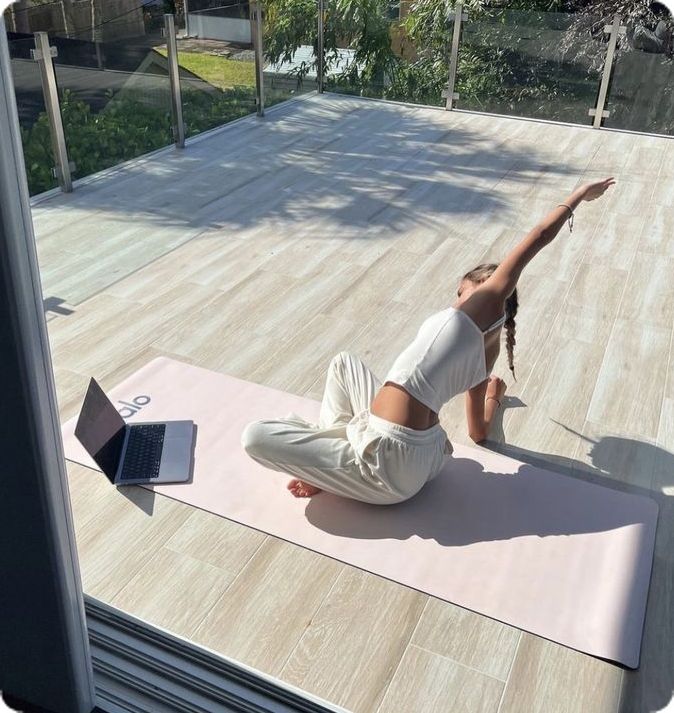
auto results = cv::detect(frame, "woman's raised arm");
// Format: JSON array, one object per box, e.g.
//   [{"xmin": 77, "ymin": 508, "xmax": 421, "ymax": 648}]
[{"xmin": 482, "ymin": 177, "xmax": 616, "ymax": 302}]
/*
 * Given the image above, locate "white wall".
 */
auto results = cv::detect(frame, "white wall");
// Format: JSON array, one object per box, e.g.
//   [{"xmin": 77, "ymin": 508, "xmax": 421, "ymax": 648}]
[{"xmin": 189, "ymin": 12, "xmax": 251, "ymax": 44}]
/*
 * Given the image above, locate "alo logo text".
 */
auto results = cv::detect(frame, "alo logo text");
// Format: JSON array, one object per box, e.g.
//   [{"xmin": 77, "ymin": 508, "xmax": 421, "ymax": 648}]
[{"xmin": 117, "ymin": 395, "xmax": 151, "ymax": 418}]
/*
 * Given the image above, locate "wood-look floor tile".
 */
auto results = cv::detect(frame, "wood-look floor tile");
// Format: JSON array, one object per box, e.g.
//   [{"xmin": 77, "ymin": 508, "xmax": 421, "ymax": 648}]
[
  {"xmin": 567, "ymin": 260, "xmax": 627, "ymax": 319},
  {"xmin": 498, "ymin": 635, "xmax": 622, "ymax": 713},
  {"xmin": 411, "ymin": 599, "xmax": 520, "ymax": 681},
  {"xmin": 583, "ymin": 213, "xmax": 644, "ymax": 270},
  {"xmin": 552, "ymin": 301, "xmax": 616, "ymax": 349},
  {"xmin": 111, "ymin": 547, "xmax": 235, "ymax": 639},
  {"xmin": 40, "ymin": 225, "xmax": 199, "ymax": 305},
  {"xmin": 104, "ymin": 235, "xmax": 243, "ymax": 302},
  {"xmin": 280, "ymin": 567, "xmax": 427, "ymax": 713},
  {"xmin": 248, "ymin": 313, "xmax": 367, "ymax": 395},
  {"xmin": 604, "ymin": 178, "xmax": 655, "ymax": 216},
  {"xmin": 376, "ymin": 645, "xmax": 503, "ymax": 713},
  {"xmin": 257, "ymin": 234, "xmax": 344, "ymax": 280},
  {"xmin": 164, "ymin": 508, "xmax": 266, "ymax": 573},
  {"xmin": 255, "ymin": 261, "xmax": 369, "ymax": 344},
  {"xmin": 586, "ymin": 319, "xmax": 670, "ymax": 439},
  {"xmin": 618, "ymin": 253, "xmax": 674, "ymax": 329},
  {"xmin": 651, "ymin": 177, "xmax": 674, "ymax": 208},
  {"xmin": 379, "ymin": 221, "xmax": 449, "ymax": 256},
  {"xmin": 73, "ymin": 485, "xmax": 193, "ymax": 601},
  {"xmin": 502, "ymin": 337, "xmax": 605, "ymax": 458},
  {"xmin": 636, "ymin": 205, "xmax": 674, "ymax": 258},
  {"xmin": 191, "ymin": 537, "xmax": 342, "ymax": 676},
  {"xmin": 52, "ymin": 366, "xmax": 91, "ymax": 422},
  {"xmin": 151, "ymin": 269, "xmax": 293, "ymax": 360},
  {"xmin": 395, "ymin": 235, "xmax": 486, "ymax": 310},
  {"xmin": 660, "ymin": 140, "xmax": 674, "ymax": 177},
  {"xmin": 66, "ymin": 463, "xmax": 124, "ymax": 535},
  {"xmin": 571, "ymin": 421, "xmax": 658, "ymax": 491},
  {"xmin": 50, "ymin": 284, "xmax": 223, "ymax": 375},
  {"xmin": 622, "ymin": 143, "xmax": 665, "ymax": 177},
  {"xmin": 321, "ymin": 247, "xmax": 427, "ymax": 323}
]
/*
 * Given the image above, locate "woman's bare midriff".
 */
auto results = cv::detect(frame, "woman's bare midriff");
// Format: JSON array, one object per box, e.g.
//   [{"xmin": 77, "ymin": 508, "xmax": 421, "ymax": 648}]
[{"xmin": 370, "ymin": 382, "xmax": 440, "ymax": 431}]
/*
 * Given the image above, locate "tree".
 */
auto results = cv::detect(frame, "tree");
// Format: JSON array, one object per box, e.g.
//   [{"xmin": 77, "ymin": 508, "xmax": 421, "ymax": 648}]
[{"xmin": 264, "ymin": 0, "xmax": 397, "ymax": 91}]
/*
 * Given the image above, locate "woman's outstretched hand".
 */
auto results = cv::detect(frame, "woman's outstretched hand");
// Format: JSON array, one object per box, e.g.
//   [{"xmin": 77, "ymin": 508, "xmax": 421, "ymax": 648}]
[{"xmin": 580, "ymin": 177, "xmax": 616, "ymax": 201}]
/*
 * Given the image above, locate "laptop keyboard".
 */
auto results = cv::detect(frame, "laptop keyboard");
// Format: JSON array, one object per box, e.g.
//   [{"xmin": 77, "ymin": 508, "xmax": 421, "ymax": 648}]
[{"xmin": 118, "ymin": 424, "xmax": 166, "ymax": 480}]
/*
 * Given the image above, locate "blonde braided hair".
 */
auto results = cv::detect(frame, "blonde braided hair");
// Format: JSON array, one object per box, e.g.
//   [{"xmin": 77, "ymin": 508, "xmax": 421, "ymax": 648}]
[{"xmin": 461, "ymin": 262, "xmax": 518, "ymax": 382}]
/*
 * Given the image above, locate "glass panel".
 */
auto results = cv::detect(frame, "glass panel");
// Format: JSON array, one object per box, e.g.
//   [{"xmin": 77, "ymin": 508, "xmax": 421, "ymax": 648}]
[
  {"xmin": 326, "ymin": 0, "xmax": 446, "ymax": 106},
  {"xmin": 455, "ymin": 9, "xmax": 604, "ymax": 125},
  {"xmin": 179, "ymin": 0, "xmax": 258, "ymax": 137},
  {"xmin": 7, "ymin": 31, "xmax": 57, "ymax": 195},
  {"xmin": 48, "ymin": 6, "xmax": 173, "ymax": 182},
  {"xmin": 604, "ymin": 14, "xmax": 674, "ymax": 136},
  {"xmin": 263, "ymin": 0, "xmax": 318, "ymax": 105}
]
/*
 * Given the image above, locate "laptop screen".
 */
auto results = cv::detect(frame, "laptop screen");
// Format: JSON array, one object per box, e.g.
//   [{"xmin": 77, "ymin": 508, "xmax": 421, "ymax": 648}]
[{"xmin": 74, "ymin": 378, "xmax": 126, "ymax": 482}]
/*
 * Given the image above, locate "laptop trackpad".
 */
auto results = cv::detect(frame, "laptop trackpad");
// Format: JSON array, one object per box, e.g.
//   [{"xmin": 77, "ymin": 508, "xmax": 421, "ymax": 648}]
[{"xmin": 158, "ymin": 422, "xmax": 194, "ymax": 482}]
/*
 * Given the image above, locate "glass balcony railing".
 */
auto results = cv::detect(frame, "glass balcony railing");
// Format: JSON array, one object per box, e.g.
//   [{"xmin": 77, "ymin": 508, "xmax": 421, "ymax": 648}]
[
  {"xmin": 455, "ymin": 10, "xmax": 605, "ymax": 125},
  {"xmin": 5, "ymin": 2, "xmax": 673, "ymax": 197},
  {"xmin": 8, "ymin": 33, "xmax": 58, "ymax": 194},
  {"xmin": 603, "ymin": 18, "xmax": 674, "ymax": 135},
  {"xmin": 179, "ymin": 0, "xmax": 259, "ymax": 138},
  {"xmin": 324, "ymin": 0, "xmax": 447, "ymax": 106},
  {"xmin": 262, "ymin": 0, "xmax": 319, "ymax": 104},
  {"xmin": 51, "ymin": 30, "xmax": 174, "ymax": 183}
]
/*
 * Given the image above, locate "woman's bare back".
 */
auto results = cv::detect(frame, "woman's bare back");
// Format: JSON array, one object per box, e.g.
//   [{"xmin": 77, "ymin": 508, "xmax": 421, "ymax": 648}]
[{"xmin": 370, "ymin": 325, "xmax": 502, "ymax": 431}]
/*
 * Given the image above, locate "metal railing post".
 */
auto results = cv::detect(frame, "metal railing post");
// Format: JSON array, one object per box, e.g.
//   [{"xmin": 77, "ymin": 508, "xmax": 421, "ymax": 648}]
[
  {"xmin": 184, "ymin": 0, "xmax": 191, "ymax": 36},
  {"xmin": 164, "ymin": 14, "xmax": 185, "ymax": 147},
  {"xmin": 317, "ymin": 0, "xmax": 325, "ymax": 93},
  {"xmin": 589, "ymin": 14, "xmax": 625, "ymax": 128},
  {"xmin": 443, "ymin": 3, "xmax": 466, "ymax": 111},
  {"xmin": 31, "ymin": 32, "xmax": 73, "ymax": 192},
  {"xmin": 94, "ymin": 28, "xmax": 104, "ymax": 70},
  {"xmin": 251, "ymin": 0, "xmax": 265, "ymax": 116}
]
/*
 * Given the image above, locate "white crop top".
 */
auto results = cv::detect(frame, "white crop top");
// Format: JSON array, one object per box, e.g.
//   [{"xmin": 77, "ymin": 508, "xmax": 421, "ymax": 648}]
[{"xmin": 383, "ymin": 306, "xmax": 505, "ymax": 413}]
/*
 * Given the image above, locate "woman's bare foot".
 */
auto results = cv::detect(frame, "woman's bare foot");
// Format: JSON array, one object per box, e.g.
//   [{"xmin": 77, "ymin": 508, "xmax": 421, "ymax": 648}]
[{"xmin": 287, "ymin": 478, "xmax": 322, "ymax": 497}]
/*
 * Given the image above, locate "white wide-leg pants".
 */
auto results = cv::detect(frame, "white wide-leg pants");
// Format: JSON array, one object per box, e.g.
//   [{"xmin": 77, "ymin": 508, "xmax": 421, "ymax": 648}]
[{"xmin": 241, "ymin": 351, "xmax": 453, "ymax": 505}]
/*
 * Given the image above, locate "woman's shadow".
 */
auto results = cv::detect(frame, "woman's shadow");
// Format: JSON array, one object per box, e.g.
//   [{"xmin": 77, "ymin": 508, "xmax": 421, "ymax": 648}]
[{"xmin": 303, "ymin": 395, "xmax": 674, "ymax": 711}]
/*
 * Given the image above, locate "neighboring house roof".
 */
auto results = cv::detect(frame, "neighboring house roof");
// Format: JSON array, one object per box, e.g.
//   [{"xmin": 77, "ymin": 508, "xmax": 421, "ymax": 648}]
[{"xmin": 265, "ymin": 45, "xmax": 361, "ymax": 77}]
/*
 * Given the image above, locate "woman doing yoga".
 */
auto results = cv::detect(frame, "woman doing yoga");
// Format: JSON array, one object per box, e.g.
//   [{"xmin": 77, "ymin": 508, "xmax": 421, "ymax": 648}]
[{"xmin": 241, "ymin": 177, "xmax": 615, "ymax": 504}]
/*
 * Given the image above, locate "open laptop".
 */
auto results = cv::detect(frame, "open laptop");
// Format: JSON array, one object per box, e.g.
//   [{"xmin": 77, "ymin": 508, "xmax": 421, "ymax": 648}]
[{"xmin": 74, "ymin": 378, "xmax": 195, "ymax": 485}]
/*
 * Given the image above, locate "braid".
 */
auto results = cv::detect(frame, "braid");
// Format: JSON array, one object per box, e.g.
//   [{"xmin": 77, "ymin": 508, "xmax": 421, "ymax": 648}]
[
  {"xmin": 504, "ymin": 288, "xmax": 518, "ymax": 382},
  {"xmin": 461, "ymin": 262, "xmax": 518, "ymax": 381}
]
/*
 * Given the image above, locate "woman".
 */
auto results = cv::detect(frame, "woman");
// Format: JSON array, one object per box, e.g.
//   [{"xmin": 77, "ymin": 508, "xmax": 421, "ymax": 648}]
[{"xmin": 241, "ymin": 177, "xmax": 615, "ymax": 504}]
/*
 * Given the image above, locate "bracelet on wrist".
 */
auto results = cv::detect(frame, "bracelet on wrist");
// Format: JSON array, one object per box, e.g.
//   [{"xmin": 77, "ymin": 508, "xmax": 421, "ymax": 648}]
[
  {"xmin": 487, "ymin": 396, "xmax": 501, "ymax": 408},
  {"xmin": 557, "ymin": 203, "xmax": 574, "ymax": 233}
]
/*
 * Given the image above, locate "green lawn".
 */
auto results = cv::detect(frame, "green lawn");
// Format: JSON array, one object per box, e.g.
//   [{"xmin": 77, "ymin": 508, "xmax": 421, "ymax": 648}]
[{"xmin": 157, "ymin": 49, "xmax": 256, "ymax": 89}]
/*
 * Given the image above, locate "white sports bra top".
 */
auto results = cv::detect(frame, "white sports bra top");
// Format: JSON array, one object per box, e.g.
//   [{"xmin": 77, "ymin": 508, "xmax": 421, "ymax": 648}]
[{"xmin": 383, "ymin": 306, "xmax": 506, "ymax": 414}]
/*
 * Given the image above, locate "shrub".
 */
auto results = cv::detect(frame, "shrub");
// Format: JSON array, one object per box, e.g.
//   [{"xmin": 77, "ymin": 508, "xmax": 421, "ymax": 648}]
[{"xmin": 20, "ymin": 85, "xmax": 272, "ymax": 196}]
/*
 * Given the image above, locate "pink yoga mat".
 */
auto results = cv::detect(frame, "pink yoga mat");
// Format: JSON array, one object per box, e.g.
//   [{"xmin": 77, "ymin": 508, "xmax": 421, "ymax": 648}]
[{"xmin": 61, "ymin": 356, "xmax": 658, "ymax": 668}]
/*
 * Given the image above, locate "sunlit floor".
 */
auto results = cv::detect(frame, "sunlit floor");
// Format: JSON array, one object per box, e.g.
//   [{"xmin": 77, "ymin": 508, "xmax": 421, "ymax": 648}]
[{"xmin": 33, "ymin": 92, "xmax": 674, "ymax": 713}]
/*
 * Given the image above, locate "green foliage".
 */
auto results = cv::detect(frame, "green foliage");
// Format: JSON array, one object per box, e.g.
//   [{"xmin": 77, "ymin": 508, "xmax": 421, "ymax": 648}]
[
  {"xmin": 264, "ymin": 0, "xmax": 397, "ymax": 87},
  {"xmin": 263, "ymin": 0, "xmax": 593, "ymax": 116},
  {"xmin": 20, "ymin": 86, "xmax": 266, "ymax": 196},
  {"xmin": 20, "ymin": 112, "xmax": 58, "ymax": 195},
  {"xmin": 181, "ymin": 85, "xmax": 259, "ymax": 135}
]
